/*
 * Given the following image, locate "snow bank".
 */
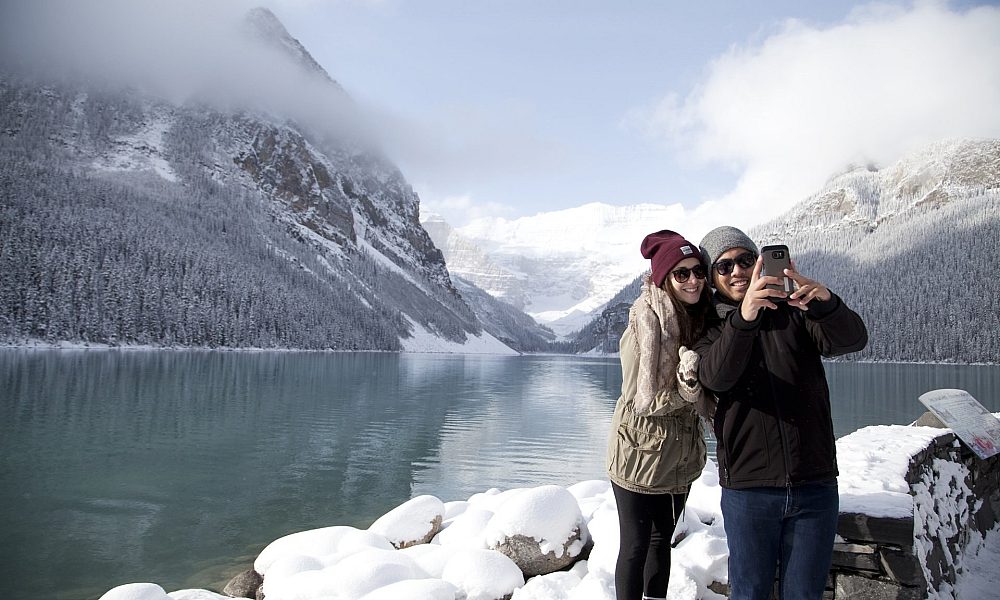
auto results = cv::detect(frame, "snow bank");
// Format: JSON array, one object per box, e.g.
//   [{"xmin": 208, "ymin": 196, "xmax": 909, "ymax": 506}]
[
  {"xmin": 101, "ymin": 421, "xmax": 1000, "ymax": 600},
  {"xmin": 400, "ymin": 317, "xmax": 519, "ymax": 355},
  {"xmin": 836, "ymin": 424, "xmax": 943, "ymax": 517}
]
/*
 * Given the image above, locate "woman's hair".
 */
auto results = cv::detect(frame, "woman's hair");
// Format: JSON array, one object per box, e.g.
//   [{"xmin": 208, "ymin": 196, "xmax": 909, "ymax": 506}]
[{"xmin": 663, "ymin": 281, "xmax": 713, "ymax": 347}]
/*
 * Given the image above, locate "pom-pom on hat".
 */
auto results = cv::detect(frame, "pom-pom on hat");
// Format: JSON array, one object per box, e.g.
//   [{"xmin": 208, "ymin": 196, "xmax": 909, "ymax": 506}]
[{"xmin": 640, "ymin": 230, "xmax": 703, "ymax": 287}]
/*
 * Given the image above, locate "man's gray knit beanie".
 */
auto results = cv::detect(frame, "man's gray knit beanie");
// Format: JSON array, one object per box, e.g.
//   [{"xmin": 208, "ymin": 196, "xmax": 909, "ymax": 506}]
[{"xmin": 699, "ymin": 226, "xmax": 759, "ymax": 268}]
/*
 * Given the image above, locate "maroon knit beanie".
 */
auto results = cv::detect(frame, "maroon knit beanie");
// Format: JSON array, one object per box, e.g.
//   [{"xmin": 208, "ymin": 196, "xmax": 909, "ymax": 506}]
[{"xmin": 640, "ymin": 230, "xmax": 703, "ymax": 287}]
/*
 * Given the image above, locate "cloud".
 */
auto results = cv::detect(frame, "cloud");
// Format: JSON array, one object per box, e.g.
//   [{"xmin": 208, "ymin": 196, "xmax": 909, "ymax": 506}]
[
  {"xmin": 416, "ymin": 189, "xmax": 516, "ymax": 226},
  {"xmin": 641, "ymin": 0, "xmax": 1000, "ymax": 229},
  {"xmin": 0, "ymin": 0, "xmax": 365, "ymax": 142},
  {"xmin": 363, "ymin": 99, "xmax": 570, "ymax": 208}
]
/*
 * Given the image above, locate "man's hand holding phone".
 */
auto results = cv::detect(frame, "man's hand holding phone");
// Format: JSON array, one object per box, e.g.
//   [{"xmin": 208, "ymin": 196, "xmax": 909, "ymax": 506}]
[
  {"xmin": 740, "ymin": 256, "xmax": 788, "ymax": 322},
  {"xmin": 785, "ymin": 261, "xmax": 831, "ymax": 311}
]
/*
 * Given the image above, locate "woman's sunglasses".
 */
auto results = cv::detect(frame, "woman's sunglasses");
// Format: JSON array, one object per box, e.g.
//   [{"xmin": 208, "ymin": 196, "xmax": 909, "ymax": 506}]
[
  {"xmin": 671, "ymin": 264, "xmax": 708, "ymax": 283},
  {"xmin": 712, "ymin": 252, "xmax": 757, "ymax": 276}
]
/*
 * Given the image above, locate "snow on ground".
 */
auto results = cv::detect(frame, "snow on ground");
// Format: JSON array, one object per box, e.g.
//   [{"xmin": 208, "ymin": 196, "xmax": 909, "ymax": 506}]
[
  {"xmin": 91, "ymin": 111, "xmax": 179, "ymax": 183},
  {"xmin": 400, "ymin": 317, "xmax": 519, "ymax": 355},
  {"xmin": 836, "ymin": 424, "xmax": 944, "ymax": 517},
  {"xmin": 955, "ymin": 523, "xmax": 1000, "ymax": 598},
  {"xmin": 3, "ymin": 333, "xmax": 519, "ymax": 355},
  {"xmin": 98, "ymin": 422, "xmax": 1000, "ymax": 600}
]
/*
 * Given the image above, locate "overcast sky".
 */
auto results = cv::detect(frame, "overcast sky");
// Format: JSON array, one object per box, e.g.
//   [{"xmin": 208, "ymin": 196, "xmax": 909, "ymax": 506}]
[
  {"xmin": 260, "ymin": 0, "xmax": 1000, "ymax": 234},
  {"xmin": 4, "ymin": 0, "xmax": 999, "ymax": 236}
]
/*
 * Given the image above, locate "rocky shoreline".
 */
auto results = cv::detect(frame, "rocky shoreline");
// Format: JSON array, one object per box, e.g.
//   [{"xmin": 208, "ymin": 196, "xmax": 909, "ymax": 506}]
[{"xmin": 100, "ymin": 414, "xmax": 1000, "ymax": 600}]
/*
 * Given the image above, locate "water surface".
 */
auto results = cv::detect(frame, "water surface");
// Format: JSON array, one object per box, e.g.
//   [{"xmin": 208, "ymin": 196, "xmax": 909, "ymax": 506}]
[{"xmin": 1, "ymin": 350, "xmax": 997, "ymax": 599}]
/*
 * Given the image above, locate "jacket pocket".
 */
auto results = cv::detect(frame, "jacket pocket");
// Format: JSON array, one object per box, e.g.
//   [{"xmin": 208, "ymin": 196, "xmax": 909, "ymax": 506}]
[
  {"xmin": 619, "ymin": 423, "xmax": 666, "ymax": 452},
  {"xmin": 611, "ymin": 423, "xmax": 668, "ymax": 489}
]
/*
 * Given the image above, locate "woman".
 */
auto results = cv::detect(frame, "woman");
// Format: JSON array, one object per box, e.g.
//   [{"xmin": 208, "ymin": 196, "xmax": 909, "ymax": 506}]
[{"xmin": 606, "ymin": 229, "xmax": 713, "ymax": 600}]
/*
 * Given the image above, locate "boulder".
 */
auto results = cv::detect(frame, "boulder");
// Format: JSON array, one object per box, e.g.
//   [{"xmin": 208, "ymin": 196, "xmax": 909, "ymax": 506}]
[
  {"xmin": 489, "ymin": 526, "xmax": 586, "ymax": 577},
  {"xmin": 912, "ymin": 411, "xmax": 946, "ymax": 428},
  {"xmin": 222, "ymin": 569, "xmax": 263, "ymax": 599},
  {"xmin": 482, "ymin": 485, "xmax": 588, "ymax": 577},
  {"xmin": 369, "ymin": 495, "xmax": 446, "ymax": 549}
]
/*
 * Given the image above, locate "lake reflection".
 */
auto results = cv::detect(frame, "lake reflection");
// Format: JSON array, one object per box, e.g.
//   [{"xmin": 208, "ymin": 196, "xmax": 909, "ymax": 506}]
[
  {"xmin": 0, "ymin": 350, "xmax": 997, "ymax": 600},
  {"xmin": 0, "ymin": 351, "xmax": 622, "ymax": 600}
]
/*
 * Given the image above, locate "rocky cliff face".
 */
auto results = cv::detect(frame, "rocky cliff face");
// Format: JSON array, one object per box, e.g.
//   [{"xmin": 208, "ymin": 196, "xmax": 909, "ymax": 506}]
[{"xmin": 0, "ymin": 8, "xmax": 492, "ymax": 350}]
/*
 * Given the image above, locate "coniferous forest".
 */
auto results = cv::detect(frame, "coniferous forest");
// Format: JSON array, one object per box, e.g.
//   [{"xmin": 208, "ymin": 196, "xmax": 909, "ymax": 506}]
[{"xmin": 0, "ymin": 71, "xmax": 487, "ymax": 351}]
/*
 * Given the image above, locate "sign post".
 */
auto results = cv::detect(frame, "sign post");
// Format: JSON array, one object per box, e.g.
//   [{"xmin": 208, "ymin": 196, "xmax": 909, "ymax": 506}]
[{"xmin": 918, "ymin": 389, "xmax": 1000, "ymax": 460}]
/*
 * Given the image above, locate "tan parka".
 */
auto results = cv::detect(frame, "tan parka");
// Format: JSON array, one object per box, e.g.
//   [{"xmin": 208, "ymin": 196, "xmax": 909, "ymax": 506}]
[{"xmin": 606, "ymin": 279, "xmax": 708, "ymax": 494}]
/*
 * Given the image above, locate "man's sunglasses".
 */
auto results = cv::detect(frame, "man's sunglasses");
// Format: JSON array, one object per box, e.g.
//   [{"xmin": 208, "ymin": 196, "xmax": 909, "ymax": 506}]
[
  {"xmin": 671, "ymin": 264, "xmax": 708, "ymax": 283},
  {"xmin": 712, "ymin": 252, "xmax": 757, "ymax": 276}
]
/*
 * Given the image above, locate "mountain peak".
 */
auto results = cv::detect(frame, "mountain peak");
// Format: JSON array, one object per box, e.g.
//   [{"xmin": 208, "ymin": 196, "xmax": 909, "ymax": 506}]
[{"xmin": 242, "ymin": 7, "xmax": 338, "ymax": 86}]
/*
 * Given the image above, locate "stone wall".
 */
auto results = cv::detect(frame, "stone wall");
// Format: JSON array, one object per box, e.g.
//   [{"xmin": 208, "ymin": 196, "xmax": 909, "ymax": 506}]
[{"xmin": 831, "ymin": 421, "xmax": 1000, "ymax": 599}]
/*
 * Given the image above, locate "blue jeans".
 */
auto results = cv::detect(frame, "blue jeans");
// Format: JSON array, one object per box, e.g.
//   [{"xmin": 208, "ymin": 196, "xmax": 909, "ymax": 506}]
[{"xmin": 721, "ymin": 480, "xmax": 839, "ymax": 600}]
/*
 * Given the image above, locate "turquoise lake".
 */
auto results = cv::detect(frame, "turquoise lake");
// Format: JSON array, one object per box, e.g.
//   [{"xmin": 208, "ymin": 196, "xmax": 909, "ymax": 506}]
[{"xmin": 1, "ymin": 350, "xmax": 998, "ymax": 599}]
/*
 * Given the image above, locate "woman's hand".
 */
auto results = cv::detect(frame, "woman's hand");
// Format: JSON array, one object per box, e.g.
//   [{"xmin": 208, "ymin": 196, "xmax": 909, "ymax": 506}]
[{"xmin": 677, "ymin": 346, "xmax": 699, "ymax": 388}]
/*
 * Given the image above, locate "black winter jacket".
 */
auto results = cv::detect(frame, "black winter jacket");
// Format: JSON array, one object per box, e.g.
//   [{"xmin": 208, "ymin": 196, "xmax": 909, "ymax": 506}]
[{"xmin": 693, "ymin": 292, "xmax": 868, "ymax": 489}]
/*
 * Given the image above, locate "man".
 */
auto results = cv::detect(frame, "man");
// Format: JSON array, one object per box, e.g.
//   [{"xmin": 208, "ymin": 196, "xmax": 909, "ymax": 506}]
[{"xmin": 692, "ymin": 226, "xmax": 868, "ymax": 599}]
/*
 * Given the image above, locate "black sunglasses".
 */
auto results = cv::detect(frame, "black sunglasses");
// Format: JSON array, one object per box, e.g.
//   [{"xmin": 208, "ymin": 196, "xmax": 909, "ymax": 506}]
[
  {"xmin": 712, "ymin": 252, "xmax": 757, "ymax": 276},
  {"xmin": 671, "ymin": 264, "xmax": 707, "ymax": 283}
]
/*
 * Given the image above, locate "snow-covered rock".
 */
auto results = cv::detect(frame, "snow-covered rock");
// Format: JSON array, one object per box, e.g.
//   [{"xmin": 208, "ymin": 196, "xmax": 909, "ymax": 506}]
[
  {"xmin": 441, "ymin": 548, "xmax": 525, "ymax": 600},
  {"xmin": 95, "ymin": 412, "xmax": 1000, "ymax": 600},
  {"xmin": 254, "ymin": 525, "xmax": 393, "ymax": 575},
  {"xmin": 167, "ymin": 590, "xmax": 232, "ymax": 600},
  {"xmin": 99, "ymin": 583, "xmax": 170, "ymax": 600},
  {"xmin": 436, "ymin": 506, "xmax": 494, "ymax": 549},
  {"xmin": 357, "ymin": 578, "xmax": 461, "ymax": 600},
  {"xmin": 368, "ymin": 494, "xmax": 446, "ymax": 549},
  {"xmin": 483, "ymin": 485, "xmax": 589, "ymax": 576}
]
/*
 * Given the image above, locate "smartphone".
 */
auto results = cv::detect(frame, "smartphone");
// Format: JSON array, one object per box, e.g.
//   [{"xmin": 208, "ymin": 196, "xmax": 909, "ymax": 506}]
[{"xmin": 760, "ymin": 244, "xmax": 793, "ymax": 300}]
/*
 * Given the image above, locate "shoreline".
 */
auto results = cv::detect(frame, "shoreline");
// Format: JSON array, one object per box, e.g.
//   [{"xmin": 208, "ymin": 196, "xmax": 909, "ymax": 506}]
[
  {"xmin": 0, "ymin": 341, "xmax": 996, "ymax": 366},
  {"xmin": 98, "ymin": 421, "xmax": 1000, "ymax": 600}
]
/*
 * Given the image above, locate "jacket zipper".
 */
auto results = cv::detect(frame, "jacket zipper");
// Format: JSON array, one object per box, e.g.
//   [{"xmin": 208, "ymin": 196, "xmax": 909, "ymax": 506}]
[{"xmin": 760, "ymin": 333, "xmax": 793, "ymax": 489}]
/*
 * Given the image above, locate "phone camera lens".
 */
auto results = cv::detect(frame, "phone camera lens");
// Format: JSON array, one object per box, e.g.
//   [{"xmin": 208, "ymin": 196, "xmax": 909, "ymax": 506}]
[{"xmin": 773, "ymin": 251, "xmax": 784, "ymax": 259}]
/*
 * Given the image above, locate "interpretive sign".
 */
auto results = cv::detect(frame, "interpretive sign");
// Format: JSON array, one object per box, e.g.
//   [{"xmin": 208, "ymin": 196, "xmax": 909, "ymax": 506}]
[{"xmin": 918, "ymin": 389, "xmax": 1000, "ymax": 460}]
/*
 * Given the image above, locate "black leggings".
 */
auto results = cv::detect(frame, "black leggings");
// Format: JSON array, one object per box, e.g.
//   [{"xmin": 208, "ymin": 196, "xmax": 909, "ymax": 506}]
[{"xmin": 612, "ymin": 482, "xmax": 688, "ymax": 600}]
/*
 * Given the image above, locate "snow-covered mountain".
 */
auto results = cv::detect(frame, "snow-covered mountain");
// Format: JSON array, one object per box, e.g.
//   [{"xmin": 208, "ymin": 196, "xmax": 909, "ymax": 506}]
[
  {"xmin": 749, "ymin": 138, "xmax": 999, "ymax": 363},
  {"xmin": 569, "ymin": 138, "xmax": 1000, "ymax": 363},
  {"xmin": 0, "ymin": 8, "xmax": 526, "ymax": 352},
  {"xmin": 450, "ymin": 276, "xmax": 558, "ymax": 353},
  {"xmin": 422, "ymin": 203, "xmax": 687, "ymax": 337},
  {"xmin": 753, "ymin": 138, "xmax": 999, "ymax": 247}
]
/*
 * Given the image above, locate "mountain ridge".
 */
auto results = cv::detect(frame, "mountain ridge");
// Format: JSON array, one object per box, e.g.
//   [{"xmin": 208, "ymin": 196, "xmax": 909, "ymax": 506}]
[
  {"xmin": 423, "ymin": 202, "xmax": 687, "ymax": 337},
  {"xmin": 569, "ymin": 138, "xmax": 1000, "ymax": 363},
  {"xmin": 0, "ymin": 9, "xmax": 531, "ymax": 353}
]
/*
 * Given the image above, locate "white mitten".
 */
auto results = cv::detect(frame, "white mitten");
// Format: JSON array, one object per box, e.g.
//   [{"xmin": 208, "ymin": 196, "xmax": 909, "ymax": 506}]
[{"xmin": 677, "ymin": 346, "xmax": 700, "ymax": 388}]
